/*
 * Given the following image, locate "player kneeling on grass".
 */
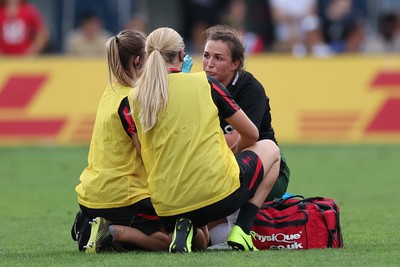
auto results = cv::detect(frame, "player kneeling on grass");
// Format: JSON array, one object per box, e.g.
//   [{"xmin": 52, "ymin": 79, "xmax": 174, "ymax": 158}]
[
  {"xmin": 130, "ymin": 27, "xmax": 281, "ymax": 252},
  {"xmin": 71, "ymin": 30, "xmax": 172, "ymax": 253}
]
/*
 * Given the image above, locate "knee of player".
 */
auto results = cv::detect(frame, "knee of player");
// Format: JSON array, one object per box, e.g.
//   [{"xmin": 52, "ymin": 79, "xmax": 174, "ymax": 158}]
[{"xmin": 260, "ymin": 139, "xmax": 281, "ymax": 161}]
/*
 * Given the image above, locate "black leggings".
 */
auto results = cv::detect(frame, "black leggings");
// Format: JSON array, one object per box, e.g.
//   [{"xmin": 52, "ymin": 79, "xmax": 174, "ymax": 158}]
[{"xmin": 79, "ymin": 197, "xmax": 162, "ymax": 235}]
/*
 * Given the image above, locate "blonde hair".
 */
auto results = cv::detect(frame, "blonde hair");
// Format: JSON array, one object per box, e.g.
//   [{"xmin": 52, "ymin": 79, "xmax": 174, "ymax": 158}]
[
  {"xmin": 105, "ymin": 30, "xmax": 146, "ymax": 88},
  {"xmin": 133, "ymin": 27, "xmax": 184, "ymax": 132}
]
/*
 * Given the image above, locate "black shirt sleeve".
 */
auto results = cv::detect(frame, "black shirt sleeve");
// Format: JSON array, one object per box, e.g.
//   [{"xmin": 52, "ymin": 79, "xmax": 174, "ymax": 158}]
[
  {"xmin": 208, "ymin": 75, "xmax": 240, "ymax": 119},
  {"xmin": 118, "ymin": 96, "xmax": 136, "ymax": 138}
]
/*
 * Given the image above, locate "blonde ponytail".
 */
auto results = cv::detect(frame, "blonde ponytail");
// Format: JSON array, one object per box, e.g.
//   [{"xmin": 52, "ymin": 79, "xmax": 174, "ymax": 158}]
[{"xmin": 133, "ymin": 27, "xmax": 184, "ymax": 132}]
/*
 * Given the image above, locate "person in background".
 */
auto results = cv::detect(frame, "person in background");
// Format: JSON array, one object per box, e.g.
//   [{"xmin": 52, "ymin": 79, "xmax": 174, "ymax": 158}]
[
  {"xmin": 124, "ymin": 13, "xmax": 148, "ymax": 34},
  {"xmin": 72, "ymin": 30, "xmax": 169, "ymax": 253},
  {"xmin": 181, "ymin": 0, "xmax": 229, "ymax": 54},
  {"xmin": 364, "ymin": 12, "xmax": 400, "ymax": 54},
  {"xmin": 339, "ymin": 18, "xmax": 365, "ymax": 53},
  {"xmin": 268, "ymin": 0, "xmax": 331, "ymax": 57},
  {"xmin": 221, "ymin": 0, "xmax": 264, "ymax": 54},
  {"xmin": 0, "ymin": 0, "xmax": 48, "ymax": 56},
  {"xmin": 319, "ymin": 0, "xmax": 365, "ymax": 53},
  {"xmin": 131, "ymin": 27, "xmax": 281, "ymax": 253},
  {"xmin": 202, "ymin": 25, "xmax": 290, "ymax": 248},
  {"xmin": 64, "ymin": 11, "xmax": 112, "ymax": 57}
]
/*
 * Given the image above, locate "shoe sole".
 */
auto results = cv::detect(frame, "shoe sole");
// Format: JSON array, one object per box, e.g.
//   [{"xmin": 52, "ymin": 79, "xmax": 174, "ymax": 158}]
[
  {"xmin": 228, "ymin": 240, "xmax": 246, "ymax": 251},
  {"xmin": 169, "ymin": 218, "xmax": 193, "ymax": 253},
  {"xmin": 85, "ymin": 218, "xmax": 101, "ymax": 253},
  {"xmin": 85, "ymin": 218, "xmax": 111, "ymax": 253}
]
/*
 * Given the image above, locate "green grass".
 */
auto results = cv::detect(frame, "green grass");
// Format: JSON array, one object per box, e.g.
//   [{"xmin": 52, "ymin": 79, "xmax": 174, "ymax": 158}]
[{"xmin": 0, "ymin": 144, "xmax": 399, "ymax": 266}]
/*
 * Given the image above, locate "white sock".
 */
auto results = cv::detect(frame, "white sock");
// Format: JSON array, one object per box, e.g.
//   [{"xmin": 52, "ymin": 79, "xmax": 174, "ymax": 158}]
[
  {"xmin": 108, "ymin": 225, "xmax": 114, "ymax": 238},
  {"xmin": 227, "ymin": 209, "xmax": 239, "ymax": 228},
  {"xmin": 209, "ymin": 222, "xmax": 230, "ymax": 246}
]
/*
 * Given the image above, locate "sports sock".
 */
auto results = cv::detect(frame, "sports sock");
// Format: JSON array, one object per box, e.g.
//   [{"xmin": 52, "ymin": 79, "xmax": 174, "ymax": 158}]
[
  {"xmin": 108, "ymin": 225, "xmax": 115, "ymax": 238},
  {"xmin": 209, "ymin": 221, "xmax": 230, "ymax": 245},
  {"xmin": 234, "ymin": 202, "xmax": 259, "ymax": 234}
]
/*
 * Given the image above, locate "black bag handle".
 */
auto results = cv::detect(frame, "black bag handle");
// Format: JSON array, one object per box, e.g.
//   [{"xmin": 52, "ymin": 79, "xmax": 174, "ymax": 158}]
[
  {"xmin": 254, "ymin": 210, "xmax": 309, "ymax": 228},
  {"xmin": 273, "ymin": 194, "xmax": 304, "ymax": 204},
  {"xmin": 261, "ymin": 195, "xmax": 304, "ymax": 210},
  {"xmin": 263, "ymin": 195, "xmax": 328, "ymax": 210}
]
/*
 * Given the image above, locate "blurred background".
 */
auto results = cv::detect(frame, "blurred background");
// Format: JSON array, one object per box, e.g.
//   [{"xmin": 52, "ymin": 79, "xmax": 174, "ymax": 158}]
[
  {"xmin": 2, "ymin": 0, "xmax": 400, "ymax": 56},
  {"xmin": 1, "ymin": 0, "xmax": 400, "ymax": 145}
]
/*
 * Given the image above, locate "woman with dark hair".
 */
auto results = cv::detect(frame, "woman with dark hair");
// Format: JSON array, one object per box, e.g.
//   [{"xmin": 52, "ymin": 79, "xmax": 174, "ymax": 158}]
[{"xmin": 202, "ymin": 25, "xmax": 290, "ymax": 248}]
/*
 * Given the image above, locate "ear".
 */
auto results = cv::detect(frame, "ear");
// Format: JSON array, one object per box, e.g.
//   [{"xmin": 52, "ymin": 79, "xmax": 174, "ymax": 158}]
[
  {"xmin": 133, "ymin": 56, "xmax": 140, "ymax": 67},
  {"xmin": 231, "ymin": 60, "xmax": 240, "ymax": 71},
  {"xmin": 179, "ymin": 50, "xmax": 184, "ymax": 62}
]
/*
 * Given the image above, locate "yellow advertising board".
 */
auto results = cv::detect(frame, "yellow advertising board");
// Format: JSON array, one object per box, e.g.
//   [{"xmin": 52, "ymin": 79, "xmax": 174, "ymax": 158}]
[
  {"xmin": 0, "ymin": 55, "xmax": 399, "ymax": 146},
  {"xmin": 247, "ymin": 55, "xmax": 400, "ymax": 144}
]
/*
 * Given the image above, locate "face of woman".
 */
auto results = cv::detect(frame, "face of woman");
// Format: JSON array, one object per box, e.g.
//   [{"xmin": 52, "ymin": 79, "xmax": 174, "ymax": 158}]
[{"xmin": 203, "ymin": 40, "xmax": 239, "ymax": 87}]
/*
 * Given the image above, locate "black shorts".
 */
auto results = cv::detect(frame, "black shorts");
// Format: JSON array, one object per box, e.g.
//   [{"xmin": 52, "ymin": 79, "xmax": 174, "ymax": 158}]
[
  {"xmin": 80, "ymin": 197, "xmax": 162, "ymax": 235},
  {"xmin": 159, "ymin": 150, "xmax": 264, "ymax": 232}
]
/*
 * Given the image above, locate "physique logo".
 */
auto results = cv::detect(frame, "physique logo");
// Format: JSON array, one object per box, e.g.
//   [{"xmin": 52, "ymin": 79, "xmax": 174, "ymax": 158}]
[{"xmin": 253, "ymin": 231, "xmax": 304, "ymax": 250}]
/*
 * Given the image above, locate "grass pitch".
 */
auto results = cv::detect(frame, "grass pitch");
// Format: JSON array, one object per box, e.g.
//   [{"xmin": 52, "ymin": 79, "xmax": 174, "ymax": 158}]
[{"xmin": 0, "ymin": 144, "xmax": 399, "ymax": 266}]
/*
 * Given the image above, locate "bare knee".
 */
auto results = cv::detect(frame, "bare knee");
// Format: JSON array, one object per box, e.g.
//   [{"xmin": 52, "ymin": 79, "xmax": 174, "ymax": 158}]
[
  {"xmin": 245, "ymin": 139, "xmax": 280, "ymax": 164},
  {"xmin": 261, "ymin": 139, "xmax": 280, "ymax": 159}
]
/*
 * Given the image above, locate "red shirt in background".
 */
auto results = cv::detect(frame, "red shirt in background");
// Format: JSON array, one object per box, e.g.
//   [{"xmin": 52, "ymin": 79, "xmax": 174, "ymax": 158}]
[{"xmin": 0, "ymin": 2, "xmax": 45, "ymax": 54}]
